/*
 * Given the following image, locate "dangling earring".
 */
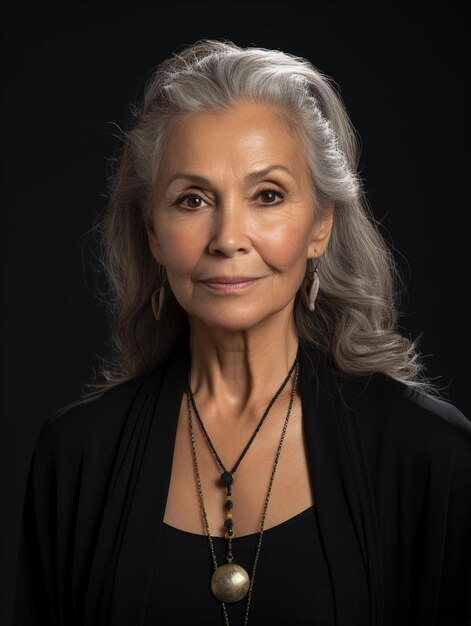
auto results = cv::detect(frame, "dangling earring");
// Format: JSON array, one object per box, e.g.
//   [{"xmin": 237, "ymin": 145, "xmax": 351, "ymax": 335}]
[
  {"xmin": 151, "ymin": 265, "xmax": 167, "ymax": 321},
  {"xmin": 307, "ymin": 256, "xmax": 320, "ymax": 312}
]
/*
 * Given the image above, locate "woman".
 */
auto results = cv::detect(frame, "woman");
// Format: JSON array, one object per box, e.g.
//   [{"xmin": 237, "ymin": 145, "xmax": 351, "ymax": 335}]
[{"xmin": 12, "ymin": 39, "xmax": 471, "ymax": 626}]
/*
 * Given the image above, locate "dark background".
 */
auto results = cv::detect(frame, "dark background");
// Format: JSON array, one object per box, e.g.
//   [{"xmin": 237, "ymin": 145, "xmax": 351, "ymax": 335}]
[{"xmin": 2, "ymin": 4, "xmax": 469, "ymax": 623}]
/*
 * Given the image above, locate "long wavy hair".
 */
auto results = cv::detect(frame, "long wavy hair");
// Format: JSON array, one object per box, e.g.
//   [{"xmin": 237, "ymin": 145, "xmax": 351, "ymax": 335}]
[{"xmin": 81, "ymin": 38, "xmax": 445, "ymax": 400}]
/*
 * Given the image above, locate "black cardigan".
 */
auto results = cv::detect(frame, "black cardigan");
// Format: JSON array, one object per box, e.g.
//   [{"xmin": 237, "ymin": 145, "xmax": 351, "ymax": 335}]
[{"xmin": 12, "ymin": 336, "xmax": 471, "ymax": 625}]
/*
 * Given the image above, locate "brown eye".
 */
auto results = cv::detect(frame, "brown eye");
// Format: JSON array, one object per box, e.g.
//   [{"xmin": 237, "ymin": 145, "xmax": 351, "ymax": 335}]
[
  {"xmin": 175, "ymin": 192, "xmax": 208, "ymax": 210},
  {"xmin": 185, "ymin": 196, "xmax": 202, "ymax": 208},
  {"xmin": 258, "ymin": 189, "xmax": 286, "ymax": 204}
]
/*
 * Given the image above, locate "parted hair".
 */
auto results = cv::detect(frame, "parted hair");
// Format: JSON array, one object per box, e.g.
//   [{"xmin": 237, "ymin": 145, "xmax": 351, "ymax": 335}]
[{"xmin": 82, "ymin": 38, "xmax": 444, "ymax": 400}]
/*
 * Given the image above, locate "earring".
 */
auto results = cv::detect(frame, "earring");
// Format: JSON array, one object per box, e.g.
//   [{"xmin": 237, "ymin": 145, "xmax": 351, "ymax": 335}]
[
  {"xmin": 307, "ymin": 256, "xmax": 320, "ymax": 312},
  {"xmin": 151, "ymin": 265, "xmax": 167, "ymax": 321}
]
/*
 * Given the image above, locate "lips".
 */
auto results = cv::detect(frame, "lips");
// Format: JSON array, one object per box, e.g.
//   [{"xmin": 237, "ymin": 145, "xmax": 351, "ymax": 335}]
[
  {"xmin": 201, "ymin": 276, "xmax": 260, "ymax": 284},
  {"xmin": 200, "ymin": 277, "xmax": 261, "ymax": 291}
]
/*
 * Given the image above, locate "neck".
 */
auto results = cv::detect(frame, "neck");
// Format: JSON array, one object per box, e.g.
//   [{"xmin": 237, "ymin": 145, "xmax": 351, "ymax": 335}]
[{"xmin": 187, "ymin": 314, "xmax": 300, "ymax": 425}]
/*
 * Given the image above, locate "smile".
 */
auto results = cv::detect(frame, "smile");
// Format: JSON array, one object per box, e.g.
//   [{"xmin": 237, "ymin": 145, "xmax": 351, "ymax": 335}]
[{"xmin": 201, "ymin": 278, "xmax": 261, "ymax": 291}]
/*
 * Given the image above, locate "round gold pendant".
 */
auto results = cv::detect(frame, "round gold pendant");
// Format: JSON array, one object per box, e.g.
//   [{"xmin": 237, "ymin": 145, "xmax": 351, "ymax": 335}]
[{"xmin": 211, "ymin": 562, "xmax": 250, "ymax": 603}]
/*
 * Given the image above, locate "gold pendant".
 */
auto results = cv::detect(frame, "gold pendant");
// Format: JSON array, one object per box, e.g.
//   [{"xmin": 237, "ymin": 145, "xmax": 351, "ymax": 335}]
[{"xmin": 211, "ymin": 562, "xmax": 250, "ymax": 603}]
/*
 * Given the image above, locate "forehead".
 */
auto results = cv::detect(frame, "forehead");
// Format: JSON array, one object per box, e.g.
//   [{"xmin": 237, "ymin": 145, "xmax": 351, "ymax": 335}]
[{"xmin": 160, "ymin": 100, "xmax": 307, "ymax": 180}]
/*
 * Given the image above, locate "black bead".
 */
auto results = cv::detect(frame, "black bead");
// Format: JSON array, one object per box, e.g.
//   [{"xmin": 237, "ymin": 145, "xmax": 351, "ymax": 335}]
[
  {"xmin": 221, "ymin": 471, "xmax": 233, "ymax": 485},
  {"xmin": 224, "ymin": 518, "xmax": 233, "ymax": 529},
  {"xmin": 225, "ymin": 500, "xmax": 233, "ymax": 509}
]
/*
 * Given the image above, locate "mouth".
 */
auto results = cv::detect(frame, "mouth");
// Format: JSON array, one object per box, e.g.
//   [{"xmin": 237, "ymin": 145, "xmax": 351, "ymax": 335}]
[{"xmin": 200, "ymin": 278, "xmax": 261, "ymax": 291}]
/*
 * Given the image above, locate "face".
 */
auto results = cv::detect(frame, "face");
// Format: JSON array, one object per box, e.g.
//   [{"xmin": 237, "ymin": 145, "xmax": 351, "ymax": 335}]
[{"xmin": 146, "ymin": 100, "xmax": 333, "ymax": 332}]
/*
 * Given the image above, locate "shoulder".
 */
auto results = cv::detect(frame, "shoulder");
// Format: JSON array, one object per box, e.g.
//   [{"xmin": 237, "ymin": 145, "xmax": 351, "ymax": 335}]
[
  {"xmin": 31, "ymin": 373, "xmax": 155, "ymax": 466},
  {"xmin": 375, "ymin": 372, "xmax": 469, "ymax": 436},
  {"xmin": 342, "ymin": 370, "xmax": 471, "ymax": 465}
]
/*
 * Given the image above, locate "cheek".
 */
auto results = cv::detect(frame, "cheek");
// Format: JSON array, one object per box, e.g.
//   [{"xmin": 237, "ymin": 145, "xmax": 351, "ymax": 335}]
[
  {"xmin": 261, "ymin": 221, "xmax": 309, "ymax": 270},
  {"xmin": 155, "ymin": 221, "xmax": 201, "ymax": 272}
]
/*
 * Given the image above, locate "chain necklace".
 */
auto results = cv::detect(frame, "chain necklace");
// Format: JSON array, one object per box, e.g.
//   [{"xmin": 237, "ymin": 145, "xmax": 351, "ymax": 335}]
[{"xmin": 186, "ymin": 348, "xmax": 300, "ymax": 625}]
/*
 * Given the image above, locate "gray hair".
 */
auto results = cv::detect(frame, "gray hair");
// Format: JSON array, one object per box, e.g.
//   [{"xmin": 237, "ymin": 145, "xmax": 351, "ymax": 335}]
[{"xmin": 83, "ymin": 38, "xmax": 446, "ymax": 400}]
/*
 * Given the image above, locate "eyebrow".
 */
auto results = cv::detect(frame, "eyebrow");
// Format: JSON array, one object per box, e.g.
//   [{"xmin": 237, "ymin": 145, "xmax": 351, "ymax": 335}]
[{"xmin": 166, "ymin": 164, "xmax": 294, "ymax": 187}]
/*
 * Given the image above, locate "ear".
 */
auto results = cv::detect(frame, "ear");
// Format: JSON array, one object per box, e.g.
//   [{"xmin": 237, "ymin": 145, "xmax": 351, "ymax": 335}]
[
  {"xmin": 145, "ymin": 221, "xmax": 164, "ymax": 265},
  {"xmin": 307, "ymin": 203, "xmax": 334, "ymax": 258}
]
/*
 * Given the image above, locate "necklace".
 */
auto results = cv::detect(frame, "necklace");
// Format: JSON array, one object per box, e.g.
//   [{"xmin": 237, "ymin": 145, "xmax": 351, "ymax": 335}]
[{"xmin": 186, "ymin": 347, "xmax": 300, "ymax": 625}]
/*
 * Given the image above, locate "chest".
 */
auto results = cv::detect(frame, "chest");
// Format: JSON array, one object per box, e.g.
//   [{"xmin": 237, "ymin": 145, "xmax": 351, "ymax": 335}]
[{"xmin": 163, "ymin": 393, "xmax": 315, "ymax": 537}]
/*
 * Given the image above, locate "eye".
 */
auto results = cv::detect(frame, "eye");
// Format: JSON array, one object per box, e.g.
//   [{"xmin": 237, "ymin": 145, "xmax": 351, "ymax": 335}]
[
  {"xmin": 257, "ymin": 188, "xmax": 286, "ymax": 205},
  {"xmin": 174, "ymin": 192, "xmax": 209, "ymax": 210},
  {"xmin": 173, "ymin": 188, "xmax": 286, "ymax": 211}
]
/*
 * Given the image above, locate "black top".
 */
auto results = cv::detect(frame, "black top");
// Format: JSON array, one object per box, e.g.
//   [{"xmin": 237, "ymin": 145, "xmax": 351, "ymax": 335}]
[
  {"xmin": 145, "ymin": 504, "xmax": 335, "ymax": 625},
  {"xmin": 12, "ymin": 336, "xmax": 471, "ymax": 625}
]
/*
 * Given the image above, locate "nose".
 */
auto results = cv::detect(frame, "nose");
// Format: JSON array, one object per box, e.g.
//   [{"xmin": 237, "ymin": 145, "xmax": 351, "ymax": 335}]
[{"xmin": 207, "ymin": 200, "xmax": 253, "ymax": 257}]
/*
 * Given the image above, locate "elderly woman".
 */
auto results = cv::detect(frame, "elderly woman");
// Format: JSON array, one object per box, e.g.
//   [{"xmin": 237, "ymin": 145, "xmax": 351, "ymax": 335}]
[{"xmin": 13, "ymin": 39, "xmax": 471, "ymax": 626}]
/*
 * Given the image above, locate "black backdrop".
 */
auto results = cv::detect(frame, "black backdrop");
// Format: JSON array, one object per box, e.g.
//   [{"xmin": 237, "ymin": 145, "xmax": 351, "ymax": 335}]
[{"xmin": 2, "ymin": 5, "xmax": 469, "ymax": 623}]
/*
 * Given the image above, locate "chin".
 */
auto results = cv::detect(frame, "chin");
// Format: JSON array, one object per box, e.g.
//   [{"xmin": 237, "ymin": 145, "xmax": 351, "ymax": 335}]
[
  {"xmin": 188, "ymin": 305, "xmax": 286, "ymax": 332},
  {"xmin": 187, "ymin": 309, "xmax": 275, "ymax": 333}
]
